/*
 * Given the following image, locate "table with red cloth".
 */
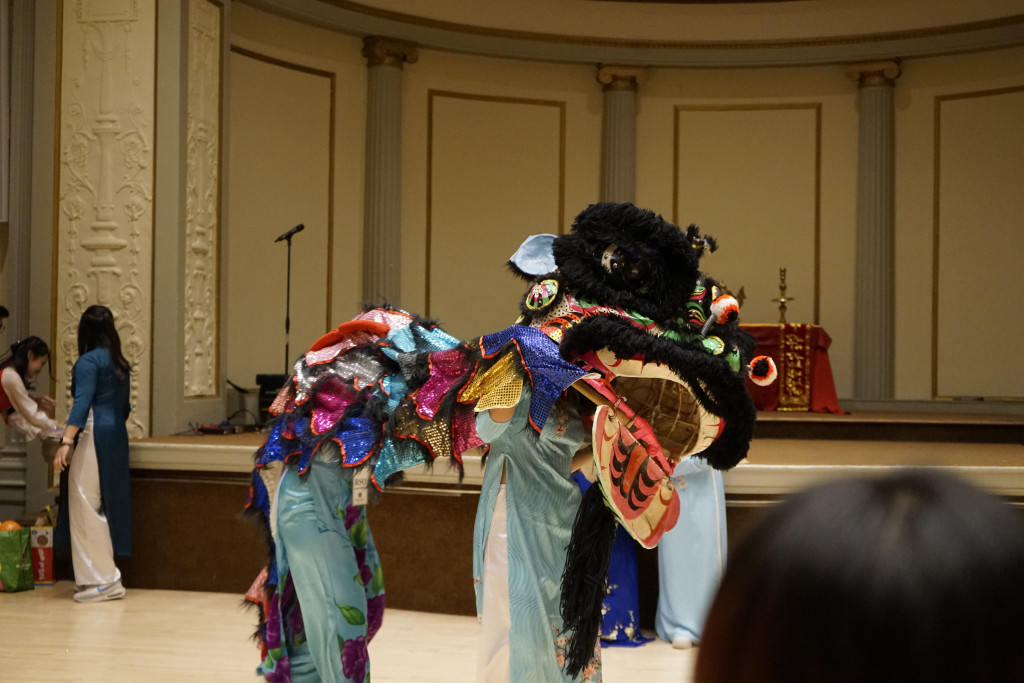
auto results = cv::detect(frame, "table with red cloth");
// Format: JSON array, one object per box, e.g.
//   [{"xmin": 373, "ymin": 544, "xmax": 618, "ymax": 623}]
[{"xmin": 741, "ymin": 324, "xmax": 842, "ymax": 413}]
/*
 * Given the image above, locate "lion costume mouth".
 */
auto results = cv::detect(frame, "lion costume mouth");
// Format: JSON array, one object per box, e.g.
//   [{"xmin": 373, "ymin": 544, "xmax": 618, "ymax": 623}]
[
  {"xmin": 550, "ymin": 308, "xmax": 752, "ymax": 549},
  {"xmin": 582, "ymin": 358, "xmax": 722, "ymax": 461},
  {"xmin": 526, "ymin": 287, "xmax": 754, "ymax": 473}
]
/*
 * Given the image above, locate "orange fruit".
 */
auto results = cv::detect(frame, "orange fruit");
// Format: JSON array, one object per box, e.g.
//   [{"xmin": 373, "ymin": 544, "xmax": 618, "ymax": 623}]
[{"xmin": 0, "ymin": 520, "xmax": 21, "ymax": 531}]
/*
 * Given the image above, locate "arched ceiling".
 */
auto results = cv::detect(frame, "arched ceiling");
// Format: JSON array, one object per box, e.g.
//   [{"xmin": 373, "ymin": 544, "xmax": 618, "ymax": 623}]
[{"xmin": 240, "ymin": 0, "xmax": 1024, "ymax": 66}]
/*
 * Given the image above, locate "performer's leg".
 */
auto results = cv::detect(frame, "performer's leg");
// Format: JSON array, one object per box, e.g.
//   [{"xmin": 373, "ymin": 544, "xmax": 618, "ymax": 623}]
[
  {"xmin": 476, "ymin": 484, "xmax": 511, "ymax": 683},
  {"xmin": 277, "ymin": 462, "xmax": 368, "ymax": 683},
  {"xmin": 357, "ymin": 506, "xmax": 386, "ymax": 640},
  {"xmin": 655, "ymin": 460, "xmax": 726, "ymax": 646},
  {"xmin": 68, "ymin": 422, "xmax": 122, "ymax": 596}
]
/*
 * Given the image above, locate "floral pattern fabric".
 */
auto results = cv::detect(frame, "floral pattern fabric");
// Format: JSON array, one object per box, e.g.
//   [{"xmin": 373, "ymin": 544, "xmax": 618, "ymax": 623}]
[{"xmin": 258, "ymin": 457, "xmax": 385, "ymax": 683}]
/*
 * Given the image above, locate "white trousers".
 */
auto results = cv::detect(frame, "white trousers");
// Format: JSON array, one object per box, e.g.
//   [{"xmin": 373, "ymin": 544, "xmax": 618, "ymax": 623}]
[
  {"xmin": 476, "ymin": 484, "xmax": 510, "ymax": 683},
  {"xmin": 68, "ymin": 417, "xmax": 121, "ymax": 588}
]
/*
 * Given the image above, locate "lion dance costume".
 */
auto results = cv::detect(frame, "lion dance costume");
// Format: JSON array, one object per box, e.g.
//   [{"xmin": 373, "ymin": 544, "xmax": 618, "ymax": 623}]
[{"xmin": 244, "ymin": 202, "xmax": 774, "ymax": 682}]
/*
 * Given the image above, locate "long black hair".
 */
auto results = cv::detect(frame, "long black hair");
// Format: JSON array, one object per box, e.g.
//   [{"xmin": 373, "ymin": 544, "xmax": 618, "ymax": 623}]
[
  {"xmin": 78, "ymin": 305, "xmax": 131, "ymax": 382},
  {"xmin": 0, "ymin": 336, "xmax": 51, "ymax": 381}
]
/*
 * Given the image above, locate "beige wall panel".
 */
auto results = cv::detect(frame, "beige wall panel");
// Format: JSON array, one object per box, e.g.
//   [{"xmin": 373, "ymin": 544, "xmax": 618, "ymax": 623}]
[
  {"xmin": 426, "ymin": 93, "xmax": 563, "ymax": 339},
  {"xmin": 934, "ymin": 87, "xmax": 1024, "ymax": 399},
  {"xmin": 639, "ymin": 67, "xmax": 857, "ymax": 398},
  {"xmin": 401, "ymin": 51, "xmax": 601, "ymax": 320},
  {"xmin": 674, "ymin": 106, "xmax": 820, "ymax": 326},
  {"xmin": 814, "ymin": 97, "xmax": 859, "ymax": 399},
  {"xmin": 895, "ymin": 46, "xmax": 1024, "ymax": 399},
  {"xmin": 226, "ymin": 50, "xmax": 332, "ymax": 384},
  {"xmin": 230, "ymin": 3, "xmax": 367, "ymax": 328}
]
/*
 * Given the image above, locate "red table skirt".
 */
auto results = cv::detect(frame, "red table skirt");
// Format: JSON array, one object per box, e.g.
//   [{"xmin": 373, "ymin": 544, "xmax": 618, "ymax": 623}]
[{"xmin": 741, "ymin": 324, "xmax": 842, "ymax": 413}]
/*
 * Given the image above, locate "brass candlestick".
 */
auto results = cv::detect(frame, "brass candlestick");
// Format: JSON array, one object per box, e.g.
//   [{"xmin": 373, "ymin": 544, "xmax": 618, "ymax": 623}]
[{"xmin": 771, "ymin": 268, "xmax": 793, "ymax": 324}]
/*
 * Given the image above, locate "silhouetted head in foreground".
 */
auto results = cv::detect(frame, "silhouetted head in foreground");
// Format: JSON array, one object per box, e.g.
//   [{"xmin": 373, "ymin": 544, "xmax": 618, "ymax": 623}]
[{"xmin": 696, "ymin": 469, "xmax": 1024, "ymax": 683}]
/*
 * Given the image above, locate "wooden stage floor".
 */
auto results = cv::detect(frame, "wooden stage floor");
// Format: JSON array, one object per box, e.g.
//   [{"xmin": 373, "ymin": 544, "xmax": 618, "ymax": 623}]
[{"xmin": 1, "ymin": 583, "xmax": 697, "ymax": 682}]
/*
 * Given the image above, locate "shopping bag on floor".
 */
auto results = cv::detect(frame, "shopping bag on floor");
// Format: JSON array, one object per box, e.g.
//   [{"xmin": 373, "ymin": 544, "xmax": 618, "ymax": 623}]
[{"xmin": 0, "ymin": 527, "xmax": 34, "ymax": 592}]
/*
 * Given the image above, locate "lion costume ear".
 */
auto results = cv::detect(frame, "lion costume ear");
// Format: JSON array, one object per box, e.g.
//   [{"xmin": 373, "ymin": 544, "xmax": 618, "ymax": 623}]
[{"xmin": 506, "ymin": 233, "xmax": 557, "ymax": 280}]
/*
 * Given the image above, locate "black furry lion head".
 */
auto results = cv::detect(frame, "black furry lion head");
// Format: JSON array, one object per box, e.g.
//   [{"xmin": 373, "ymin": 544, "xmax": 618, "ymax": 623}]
[{"xmin": 551, "ymin": 202, "xmax": 712, "ymax": 323}]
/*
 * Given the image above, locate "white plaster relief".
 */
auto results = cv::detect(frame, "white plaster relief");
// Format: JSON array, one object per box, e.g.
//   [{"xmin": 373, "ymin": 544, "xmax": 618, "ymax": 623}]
[
  {"xmin": 184, "ymin": 0, "xmax": 221, "ymax": 398},
  {"xmin": 57, "ymin": 0, "xmax": 154, "ymax": 437}
]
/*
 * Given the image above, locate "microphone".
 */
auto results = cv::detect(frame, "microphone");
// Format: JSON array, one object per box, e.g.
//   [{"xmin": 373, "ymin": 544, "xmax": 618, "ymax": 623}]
[{"xmin": 274, "ymin": 224, "xmax": 305, "ymax": 243}]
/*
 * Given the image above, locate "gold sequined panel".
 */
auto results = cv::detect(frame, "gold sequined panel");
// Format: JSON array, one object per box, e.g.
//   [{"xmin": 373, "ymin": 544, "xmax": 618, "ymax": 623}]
[
  {"xmin": 476, "ymin": 378, "xmax": 523, "ymax": 411},
  {"xmin": 611, "ymin": 377, "xmax": 700, "ymax": 458},
  {"xmin": 392, "ymin": 402, "xmax": 453, "ymax": 462},
  {"xmin": 778, "ymin": 323, "xmax": 812, "ymax": 411},
  {"xmin": 258, "ymin": 461, "xmax": 284, "ymax": 538},
  {"xmin": 460, "ymin": 350, "xmax": 524, "ymax": 411}
]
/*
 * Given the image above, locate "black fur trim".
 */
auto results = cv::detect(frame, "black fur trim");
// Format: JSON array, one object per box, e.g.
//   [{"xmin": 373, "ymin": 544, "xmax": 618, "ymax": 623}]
[
  {"xmin": 552, "ymin": 203, "xmax": 702, "ymax": 323},
  {"xmin": 560, "ymin": 315, "xmax": 757, "ymax": 471},
  {"xmin": 560, "ymin": 483, "xmax": 618, "ymax": 678},
  {"xmin": 506, "ymin": 258, "xmax": 555, "ymax": 282},
  {"xmin": 686, "ymin": 223, "xmax": 718, "ymax": 254}
]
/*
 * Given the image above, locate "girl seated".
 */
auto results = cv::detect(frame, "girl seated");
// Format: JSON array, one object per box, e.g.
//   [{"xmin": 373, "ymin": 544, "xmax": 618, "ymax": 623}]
[{"xmin": 1, "ymin": 336, "xmax": 60, "ymax": 440}]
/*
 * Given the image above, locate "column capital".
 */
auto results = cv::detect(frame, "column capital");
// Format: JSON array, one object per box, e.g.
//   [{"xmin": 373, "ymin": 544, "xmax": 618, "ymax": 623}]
[
  {"xmin": 362, "ymin": 36, "xmax": 419, "ymax": 68},
  {"xmin": 846, "ymin": 60, "xmax": 902, "ymax": 87},
  {"xmin": 597, "ymin": 64, "xmax": 647, "ymax": 91}
]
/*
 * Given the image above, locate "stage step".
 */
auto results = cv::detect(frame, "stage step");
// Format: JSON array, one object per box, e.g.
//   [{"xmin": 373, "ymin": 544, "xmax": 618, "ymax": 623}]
[{"xmin": 755, "ymin": 409, "xmax": 1024, "ymax": 444}]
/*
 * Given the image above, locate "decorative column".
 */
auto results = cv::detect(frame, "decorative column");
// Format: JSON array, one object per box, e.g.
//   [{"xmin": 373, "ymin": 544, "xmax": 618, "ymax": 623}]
[
  {"xmin": 361, "ymin": 37, "xmax": 417, "ymax": 305},
  {"xmin": 56, "ymin": 0, "xmax": 155, "ymax": 437},
  {"xmin": 183, "ymin": 0, "xmax": 222, "ymax": 398},
  {"xmin": 847, "ymin": 60, "xmax": 901, "ymax": 400},
  {"xmin": 597, "ymin": 65, "xmax": 646, "ymax": 203}
]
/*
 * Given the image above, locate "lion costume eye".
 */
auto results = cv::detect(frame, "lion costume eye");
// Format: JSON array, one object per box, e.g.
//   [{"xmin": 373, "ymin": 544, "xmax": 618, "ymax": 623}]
[{"xmin": 599, "ymin": 243, "xmax": 649, "ymax": 292}]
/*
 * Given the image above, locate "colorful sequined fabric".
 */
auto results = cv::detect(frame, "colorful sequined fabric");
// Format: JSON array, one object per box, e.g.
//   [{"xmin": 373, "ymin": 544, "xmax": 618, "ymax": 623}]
[
  {"xmin": 246, "ymin": 310, "xmax": 588, "ymax": 513},
  {"xmin": 479, "ymin": 325, "xmax": 588, "ymax": 432}
]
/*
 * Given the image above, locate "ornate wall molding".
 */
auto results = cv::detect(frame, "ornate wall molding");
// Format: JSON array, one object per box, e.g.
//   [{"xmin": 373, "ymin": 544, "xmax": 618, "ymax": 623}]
[
  {"xmin": 184, "ymin": 0, "xmax": 222, "ymax": 398},
  {"xmin": 242, "ymin": 0, "xmax": 1024, "ymax": 68},
  {"xmin": 361, "ymin": 36, "xmax": 418, "ymax": 68},
  {"xmin": 597, "ymin": 64, "xmax": 647, "ymax": 91},
  {"xmin": 57, "ymin": 0, "xmax": 155, "ymax": 437},
  {"xmin": 846, "ymin": 60, "xmax": 902, "ymax": 88}
]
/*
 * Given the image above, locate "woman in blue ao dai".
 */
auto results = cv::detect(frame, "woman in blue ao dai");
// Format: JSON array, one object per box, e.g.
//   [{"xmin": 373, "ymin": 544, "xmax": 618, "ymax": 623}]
[{"xmin": 474, "ymin": 386, "xmax": 601, "ymax": 682}]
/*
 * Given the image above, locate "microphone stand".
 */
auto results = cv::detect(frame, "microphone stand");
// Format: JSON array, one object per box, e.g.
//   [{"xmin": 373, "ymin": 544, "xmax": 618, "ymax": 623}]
[
  {"xmin": 274, "ymin": 224, "xmax": 304, "ymax": 374},
  {"xmin": 283, "ymin": 233, "xmax": 292, "ymax": 374}
]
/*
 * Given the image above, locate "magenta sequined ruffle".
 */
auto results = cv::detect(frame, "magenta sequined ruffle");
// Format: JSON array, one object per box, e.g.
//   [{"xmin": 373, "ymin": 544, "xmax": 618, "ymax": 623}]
[{"xmin": 412, "ymin": 346, "xmax": 475, "ymax": 419}]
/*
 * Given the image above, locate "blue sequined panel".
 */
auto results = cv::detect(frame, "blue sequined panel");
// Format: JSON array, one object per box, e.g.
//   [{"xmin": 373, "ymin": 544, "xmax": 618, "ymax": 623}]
[
  {"xmin": 255, "ymin": 419, "xmax": 290, "ymax": 468},
  {"xmin": 373, "ymin": 435, "xmax": 432, "ymax": 489},
  {"xmin": 334, "ymin": 413, "xmax": 383, "ymax": 466},
  {"xmin": 480, "ymin": 324, "xmax": 587, "ymax": 431},
  {"xmin": 381, "ymin": 322, "xmax": 460, "ymax": 360}
]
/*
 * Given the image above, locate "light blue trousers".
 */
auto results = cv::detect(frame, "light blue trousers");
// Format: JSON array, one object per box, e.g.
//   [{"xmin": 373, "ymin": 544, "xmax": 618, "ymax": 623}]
[
  {"xmin": 654, "ymin": 455, "xmax": 727, "ymax": 644},
  {"xmin": 274, "ymin": 459, "xmax": 379, "ymax": 682}
]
